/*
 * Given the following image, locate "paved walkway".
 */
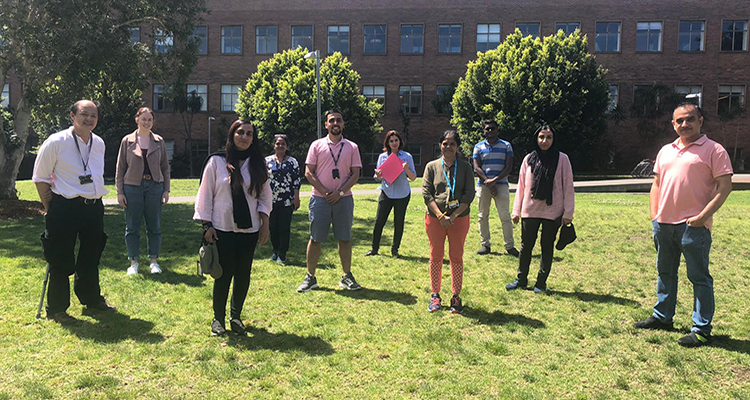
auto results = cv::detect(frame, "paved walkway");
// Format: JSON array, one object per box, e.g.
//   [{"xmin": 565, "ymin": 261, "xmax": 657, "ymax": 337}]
[{"xmin": 103, "ymin": 174, "xmax": 750, "ymax": 205}]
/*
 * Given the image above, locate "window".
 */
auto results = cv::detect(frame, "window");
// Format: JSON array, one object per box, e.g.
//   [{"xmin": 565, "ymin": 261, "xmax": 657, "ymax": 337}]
[
  {"xmin": 221, "ymin": 85, "xmax": 241, "ymax": 112},
  {"xmin": 189, "ymin": 142, "xmax": 209, "ymax": 166},
  {"xmin": 399, "ymin": 85, "xmax": 422, "ymax": 114},
  {"xmin": 435, "ymin": 85, "xmax": 453, "ymax": 115},
  {"xmin": 129, "ymin": 27, "xmax": 140, "ymax": 45},
  {"xmin": 556, "ymin": 22, "xmax": 580, "ymax": 36},
  {"xmin": 400, "ymin": 24, "xmax": 424, "ymax": 54},
  {"xmin": 327, "ymin": 25, "xmax": 350, "ymax": 54},
  {"xmin": 362, "ymin": 85, "xmax": 385, "ymax": 106},
  {"xmin": 2, "ymin": 83, "xmax": 9, "ymax": 108},
  {"xmin": 721, "ymin": 20, "xmax": 748, "ymax": 51},
  {"xmin": 364, "ymin": 25, "xmax": 387, "ymax": 54},
  {"xmin": 516, "ymin": 22, "xmax": 540, "ymax": 38},
  {"xmin": 256, "ymin": 26, "xmax": 278, "ymax": 54},
  {"xmin": 438, "ymin": 24, "xmax": 462, "ymax": 53},
  {"xmin": 186, "ymin": 84, "xmax": 208, "ymax": 112},
  {"xmin": 636, "ymin": 22, "xmax": 662, "ymax": 52},
  {"xmin": 607, "ymin": 85, "xmax": 619, "ymax": 113},
  {"xmin": 405, "ymin": 144, "xmax": 422, "ymax": 166},
  {"xmin": 291, "ymin": 25, "xmax": 313, "ymax": 51},
  {"xmin": 221, "ymin": 26, "xmax": 243, "ymax": 54},
  {"xmin": 675, "ymin": 85, "xmax": 702, "ymax": 107},
  {"xmin": 596, "ymin": 22, "xmax": 621, "ymax": 52},
  {"xmin": 153, "ymin": 84, "xmax": 173, "ymax": 112},
  {"xmin": 164, "ymin": 139, "xmax": 175, "ymax": 161},
  {"xmin": 193, "ymin": 26, "xmax": 207, "ymax": 55},
  {"xmin": 718, "ymin": 85, "xmax": 745, "ymax": 116},
  {"xmin": 477, "ymin": 23, "xmax": 501, "ymax": 52},
  {"xmin": 154, "ymin": 29, "xmax": 173, "ymax": 53},
  {"xmin": 679, "ymin": 21, "xmax": 705, "ymax": 51}
]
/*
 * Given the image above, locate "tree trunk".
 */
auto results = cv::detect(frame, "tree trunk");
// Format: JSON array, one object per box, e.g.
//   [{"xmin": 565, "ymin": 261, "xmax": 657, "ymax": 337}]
[{"xmin": 0, "ymin": 100, "xmax": 32, "ymax": 200}]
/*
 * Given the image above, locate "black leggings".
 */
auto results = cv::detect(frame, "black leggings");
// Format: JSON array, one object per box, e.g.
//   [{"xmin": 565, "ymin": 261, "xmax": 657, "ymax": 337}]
[
  {"xmin": 270, "ymin": 205, "xmax": 293, "ymax": 259},
  {"xmin": 371, "ymin": 193, "xmax": 410, "ymax": 252},
  {"xmin": 517, "ymin": 217, "xmax": 561, "ymax": 287},
  {"xmin": 213, "ymin": 230, "xmax": 259, "ymax": 321}
]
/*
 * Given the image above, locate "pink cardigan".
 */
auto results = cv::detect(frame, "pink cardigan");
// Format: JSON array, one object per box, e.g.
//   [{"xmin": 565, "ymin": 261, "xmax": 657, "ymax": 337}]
[{"xmin": 512, "ymin": 152, "xmax": 575, "ymax": 221}]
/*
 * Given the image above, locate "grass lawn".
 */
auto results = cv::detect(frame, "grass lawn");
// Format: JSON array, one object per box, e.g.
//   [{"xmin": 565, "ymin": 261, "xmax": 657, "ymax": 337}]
[{"xmin": 1, "ymin": 191, "xmax": 749, "ymax": 399}]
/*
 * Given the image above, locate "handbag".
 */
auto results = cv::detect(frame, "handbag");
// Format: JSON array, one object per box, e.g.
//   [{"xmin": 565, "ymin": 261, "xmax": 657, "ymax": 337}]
[
  {"xmin": 198, "ymin": 241, "xmax": 222, "ymax": 279},
  {"xmin": 555, "ymin": 222, "xmax": 577, "ymax": 250}
]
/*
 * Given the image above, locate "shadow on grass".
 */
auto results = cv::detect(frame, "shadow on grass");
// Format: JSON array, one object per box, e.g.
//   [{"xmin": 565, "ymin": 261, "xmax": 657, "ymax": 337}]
[
  {"xmin": 710, "ymin": 335, "xmax": 750, "ymax": 355},
  {"xmin": 548, "ymin": 290, "xmax": 639, "ymax": 306},
  {"xmin": 227, "ymin": 326, "xmax": 334, "ymax": 356},
  {"xmin": 335, "ymin": 287, "xmax": 418, "ymax": 305},
  {"xmin": 147, "ymin": 268, "xmax": 205, "ymax": 287},
  {"xmin": 396, "ymin": 254, "xmax": 432, "ymax": 264},
  {"xmin": 463, "ymin": 307, "xmax": 546, "ymax": 328},
  {"xmin": 60, "ymin": 310, "xmax": 164, "ymax": 343}
]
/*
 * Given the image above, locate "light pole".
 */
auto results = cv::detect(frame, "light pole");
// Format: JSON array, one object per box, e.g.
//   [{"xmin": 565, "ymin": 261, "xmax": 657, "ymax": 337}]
[
  {"xmin": 207, "ymin": 116, "xmax": 215, "ymax": 154},
  {"xmin": 304, "ymin": 50, "xmax": 322, "ymax": 138}
]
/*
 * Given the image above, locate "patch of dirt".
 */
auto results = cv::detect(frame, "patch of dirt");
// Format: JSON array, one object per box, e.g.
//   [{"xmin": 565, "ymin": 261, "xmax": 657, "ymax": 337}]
[{"xmin": 0, "ymin": 199, "xmax": 45, "ymax": 220}]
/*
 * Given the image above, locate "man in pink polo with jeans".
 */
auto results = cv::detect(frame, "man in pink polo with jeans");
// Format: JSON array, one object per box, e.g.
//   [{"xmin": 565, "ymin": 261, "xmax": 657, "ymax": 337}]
[
  {"xmin": 634, "ymin": 103, "xmax": 733, "ymax": 347},
  {"xmin": 297, "ymin": 110, "xmax": 362, "ymax": 292}
]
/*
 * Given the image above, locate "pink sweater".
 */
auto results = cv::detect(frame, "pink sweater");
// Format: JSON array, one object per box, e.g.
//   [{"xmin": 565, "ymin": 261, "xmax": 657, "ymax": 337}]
[{"xmin": 512, "ymin": 152, "xmax": 575, "ymax": 221}]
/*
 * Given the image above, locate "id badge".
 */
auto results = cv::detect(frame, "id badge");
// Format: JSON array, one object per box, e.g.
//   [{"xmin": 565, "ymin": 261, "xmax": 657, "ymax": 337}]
[{"xmin": 447, "ymin": 199, "xmax": 459, "ymax": 210}]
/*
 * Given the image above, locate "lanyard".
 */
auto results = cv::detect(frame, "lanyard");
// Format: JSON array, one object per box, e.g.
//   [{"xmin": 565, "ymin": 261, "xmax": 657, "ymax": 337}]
[
  {"xmin": 328, "ymin": 141, "xmax": 345, "ymax": 167},
  {"xmin": 72, "ymin": 131, "xmax": 93, "ymax": 173},
  {"xmin": 441, "ymin": 158, "xmax": 457, "ymax": 199}
]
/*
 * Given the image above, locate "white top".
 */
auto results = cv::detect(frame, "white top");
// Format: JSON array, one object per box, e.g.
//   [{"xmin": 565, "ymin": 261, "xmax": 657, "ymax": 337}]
[
  {"xmin": 32, "ymin": 127, "xmax": 109, "ymax": 199},
  {"xmin": 193, "ymin": 155, "xmax": 273, "ymax": 233}
]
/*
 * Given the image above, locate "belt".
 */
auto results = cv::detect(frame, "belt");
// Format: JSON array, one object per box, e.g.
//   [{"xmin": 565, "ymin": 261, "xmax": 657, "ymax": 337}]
[
  {"xmin": 54, "ymin": 194, "xmax": 101, "ymax": 205},
  {"xmin": 143, "ymin": 174, "xmax": 152, "ymax": 180}
]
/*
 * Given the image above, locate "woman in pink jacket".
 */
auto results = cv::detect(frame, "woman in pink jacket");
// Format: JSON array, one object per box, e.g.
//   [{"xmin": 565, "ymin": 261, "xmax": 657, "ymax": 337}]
[{"xmin": 506, "ymin": 124, "xmax": 574, "ymax": 293}]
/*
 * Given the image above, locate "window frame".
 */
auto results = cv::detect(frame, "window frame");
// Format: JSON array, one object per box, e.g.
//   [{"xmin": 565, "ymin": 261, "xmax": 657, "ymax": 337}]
[
  {"xmin": 129, "ymin": 27, "xmax": 141, "ymax": 45},
  {"xmin": 221, "ymin": 25, "xmax": 244, "ymax": 55},
  {"xmin": 399, "ymin": 85, "xmax": 423, "ymax": 115},
  {"xmin": 193, "ymin": 26, "xmax": 208, "ymax": 55},
  {"xmin": 362, "ymin": 85, "xmax": 386, "ymax": 109},
  {"xmin": 186, "ymin": 84, "xmax": 209, "ymax": 112},
  {"xmin": 720, "ymin": 19, "xmax": 749, "ymax": 52},
  {"xmin": 291, "ymin": 25, "xmax": 314, "ymax": 51},
  {"xmin": 675, "ymin": 84, "xmax": 703, "ymax": 107},
  {"xmin": 595, "ymin": 21, "xmax": 622, "ymax": 53},
  {"xmin": 606, "ymin": 84, "xmax": 619, "ymax": 114},
  {"xmin": 635, "ymin": 21, "xmax": 664, "ymax": 53},
  {"xmin": 476, "ymin": 23, "xmax": 502, "ymax": 53},
  {"xmin": 515, "ymin": 22, "xmax": 541, "ymax": 39},
  {"xmin": 152, "ymin": 84, "xmax": 173, "ymax": 112},
  {"xmin": 400, "ymin": 23, "xmax": 425, "ymax": 55},
  {"xmin": 154, "ymin": 29, "xmax": 174, "ymax": 54},
  {"xmin": 554, "ymin": 22, "xmax": 581, "ymax": 36},
  {"xmin": 220, "ymin": 84, "xmax": 242, "ymax": 113},
  {"xmin": 678, "ymin": 20, "xmax": 706, "ymax": 52},
  {"xmin": 327, "ymin": 24, "xmax": 350, "ymax": 55},
  {"xmin": 437, "ymin": 23, "xmax": 463, "ymax": 54},
  {"xmin": 1, "ymin": 82, "xmax": 9, "ymax": 109},
  {"xmin": 363, "ymin": 24, "xmax": 388, "ymax": 55},
  {"xmin": 255, "ymin": 25, "xmax": 278, "ymax": 55},
  {"xmin": 717, "ymin": 84, "xmax": 746, "ymax": 116}
]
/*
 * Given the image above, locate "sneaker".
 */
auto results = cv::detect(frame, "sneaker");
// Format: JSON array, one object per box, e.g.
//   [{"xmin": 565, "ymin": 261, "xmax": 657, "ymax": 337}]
[
  {"xmin": 506, "ymin": 248, "xmax": 520, "ymax": 257},
  {"xmin": 229, "ymin": 318, "xmax": 247, "ymax": 336},
  {"xmin": 678, "ymin": 332, "xmax": 710, "ymax": 348},
  {"xmin": 126, "ymin": 263, "xmax": 139, "ymax": 275},
  {"xmin": 505, "ymin": 279, "xmax": 527, "ymax": 291},
  {"xmin": 428, "ymin": 293, "xmax": 442, "ymax": 312},
  {"xmin": 476, "ymin": 245, "xmax": 491, "ymax": 255},
  {"xmin": 47, "ymin": 311, "xmax": 78, "ymax": 324},
  {"xmin": 364, "ymin": 249, "xmax": 378, "ymax": 256},
  {"xmin": 149, "ymin": 262, "xmax": 162, "ymax": 274},
  {"xmin": 449, "ymin": 295, "xmax": 464, "ymax": 314},
  {"xmin": 270, "ymin": 253, "xmax": 278, "ymax": 261},
  {"xmin": 533, "ymin": 284, "xmax": 547, "ymax": 294},
  {"xmin": 633, "ymin": 315, "xmax": 673, "ymax": 331},
  {"xmin": 211, "ymin": 318, "xmax": 226, "ymax": 336},
  {"xmin": 297, "ymin": 273, "xmax": 319, "ymax": 293},
  {"xmin": 391, "ymin": 249, "xmax": 401, "ymax": 258},
  {"xmin": 339, "ymin": 272, "xmax": 362, "ymax": 291},
  {"xmin": 86, "ymin": 300, "xmax": 116, "ymax": 313},
  {"xmin": 277, "ymin": 256, "xmax": 286, "ymax": 264}
]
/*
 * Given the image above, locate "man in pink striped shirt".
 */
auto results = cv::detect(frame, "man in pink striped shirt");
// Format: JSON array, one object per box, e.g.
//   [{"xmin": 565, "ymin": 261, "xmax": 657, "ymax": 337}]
[{"xmin": 634, "ymin": 103, "xmax": 733, "ymax": 348}]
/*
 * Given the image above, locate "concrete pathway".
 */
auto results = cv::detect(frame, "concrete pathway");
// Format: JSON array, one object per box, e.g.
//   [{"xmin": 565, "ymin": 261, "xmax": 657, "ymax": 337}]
[{"xmin": 102, "ymin": 174, "xmax": 750, "ymax": 205}]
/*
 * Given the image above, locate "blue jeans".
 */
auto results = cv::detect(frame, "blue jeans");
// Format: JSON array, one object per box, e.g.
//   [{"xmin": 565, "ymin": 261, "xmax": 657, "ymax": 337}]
[
  {"xmin": 652, "ymin": 221, "xmax": 713, "ymax": 335},
  {"xmin": 124, "ymin": 180, "xmax": 164, "ymax": 260}
]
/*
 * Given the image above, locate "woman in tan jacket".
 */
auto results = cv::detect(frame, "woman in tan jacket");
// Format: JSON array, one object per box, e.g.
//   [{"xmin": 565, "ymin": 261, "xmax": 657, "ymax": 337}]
[{"xmin": 115, "ymin": 107, "xmax": 171, "ymax": 275}]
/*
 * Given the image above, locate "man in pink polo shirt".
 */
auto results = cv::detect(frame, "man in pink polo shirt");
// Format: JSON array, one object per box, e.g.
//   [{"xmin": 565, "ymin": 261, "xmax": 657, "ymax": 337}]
[
  {"xmin": 297, "ymin": 110, "xmax": 363, "ymax": 292},
  {"xmin": 634, "ymin": 103, "xmax": 733, "ymax": 347}
]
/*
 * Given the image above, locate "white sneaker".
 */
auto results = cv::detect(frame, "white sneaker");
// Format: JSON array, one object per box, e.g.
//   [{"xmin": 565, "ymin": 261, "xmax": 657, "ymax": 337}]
[
  {"xmin": 127, "ymin": 263, "xmax": 139, "ymax": 275},
  {"xmin": 149, "ymin": 262, "xmax": 162, "ymax": 274}
]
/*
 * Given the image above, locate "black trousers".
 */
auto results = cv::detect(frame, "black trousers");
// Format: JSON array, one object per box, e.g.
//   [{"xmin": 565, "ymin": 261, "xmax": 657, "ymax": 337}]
[
  {"xmin": 41, "ymin": 194, "xmax": 107, "ymax": 314},
  {"xmin": 269, "ymin": 204, "xmax": 293, "ymax": 259},
  {"xmin": 517, "ymin": 217, "xmax": 561, "ymax": 287},
  {"xmin": 371, "ymin": 193, "xmax": 410, "ymax": 252},
  {"xmin": 213, "ymin": 230, "xmax": 259, "ymax": 322}
]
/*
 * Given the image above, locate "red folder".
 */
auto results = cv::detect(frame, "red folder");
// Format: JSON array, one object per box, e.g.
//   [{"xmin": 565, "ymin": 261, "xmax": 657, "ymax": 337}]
[{"xmin": 379, "ymin": 153, "xmax": 405, "ymax": 184}]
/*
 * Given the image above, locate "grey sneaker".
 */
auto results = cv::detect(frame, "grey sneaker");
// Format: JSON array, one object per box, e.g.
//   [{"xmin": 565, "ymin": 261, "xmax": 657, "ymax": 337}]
[
  {"xmin": 339, "ymin": 272, "xmax": 362, "ymax": 290},
  {"xmin": 211, "ymin": 318, "xmax": 226, "ymax": 336},
  {"xmin": 476, "ymin": 245, "xmax": 491, "ymax": 255},
  {"xmin": 297, "ymin": 273, "xmax": 319, "ymax": 292}
]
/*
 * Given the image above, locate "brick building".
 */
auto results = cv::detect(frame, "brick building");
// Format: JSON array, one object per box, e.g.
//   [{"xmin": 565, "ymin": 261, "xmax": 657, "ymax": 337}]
[{"xmin": 5, "ymin": 0, "xmax": 750, "ymax": 174}]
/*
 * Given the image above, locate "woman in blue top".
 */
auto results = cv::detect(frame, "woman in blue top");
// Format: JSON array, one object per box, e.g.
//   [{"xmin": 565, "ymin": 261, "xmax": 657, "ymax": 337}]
[
  {"xmin": 265, "ymin": 134, "xmax": 301, "ymax": 264},
  {"xmin": 365, "ymin": 130, "xmax": 417, "ymax": 258}
]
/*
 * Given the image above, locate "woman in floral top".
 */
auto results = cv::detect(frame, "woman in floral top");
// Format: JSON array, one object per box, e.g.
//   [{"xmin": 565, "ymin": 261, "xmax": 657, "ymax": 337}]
[{"xmin": 265, "ymin": 134, "xmax": 301, "ymax": 263}]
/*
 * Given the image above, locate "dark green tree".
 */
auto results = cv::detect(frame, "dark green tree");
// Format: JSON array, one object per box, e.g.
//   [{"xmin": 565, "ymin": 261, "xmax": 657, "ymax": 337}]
[
  {"xmin": 629, "ymin": 83, "xmax": 681, "ymax": 156},
  {"xmin": 0, "ymin": 0, "xmax": 206, "ymax": 198},
  {"xmin": 236, "ymin": 48, "xmax": 383, "ymax": 159},
  {"xmin": 451, "ymin": 30, "xmax": 610, "ymax": 171},
  {"xmin": 173, "ymin": 90, "xmax": 205, "ymax": 176}
]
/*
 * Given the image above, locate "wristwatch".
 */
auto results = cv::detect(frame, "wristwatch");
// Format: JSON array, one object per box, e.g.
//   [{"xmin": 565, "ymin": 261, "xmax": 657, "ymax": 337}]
[{"xmin": 339, "ymin": 190, "xmax": 345, "ymax": 196}]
